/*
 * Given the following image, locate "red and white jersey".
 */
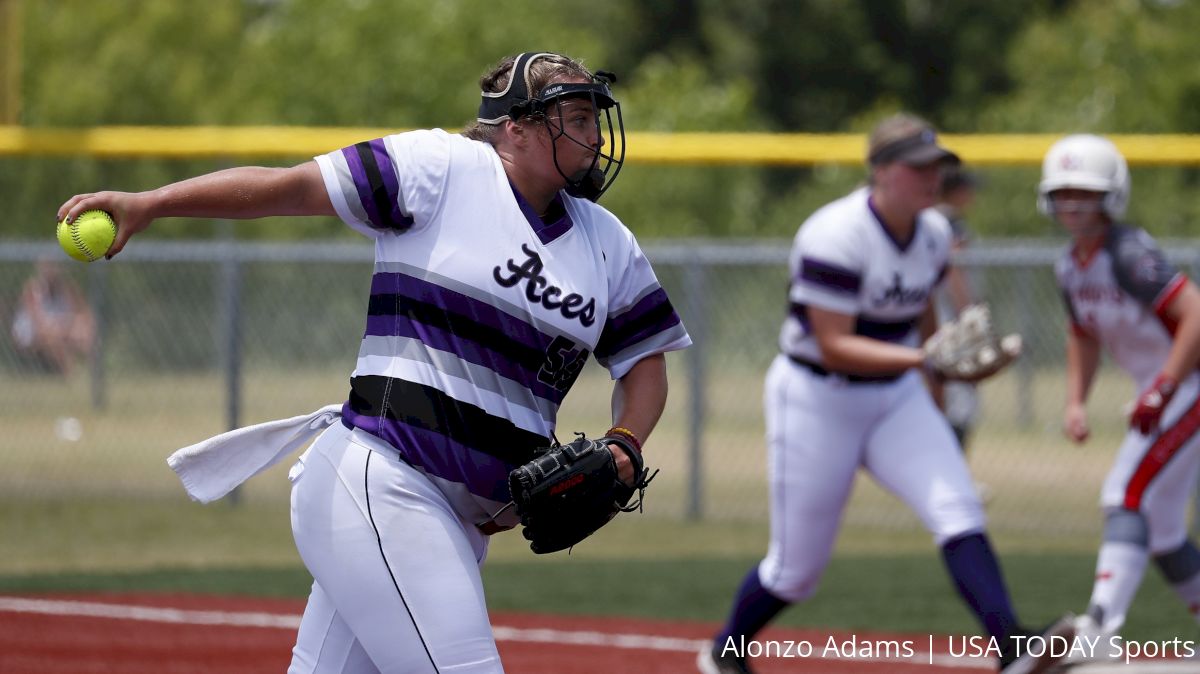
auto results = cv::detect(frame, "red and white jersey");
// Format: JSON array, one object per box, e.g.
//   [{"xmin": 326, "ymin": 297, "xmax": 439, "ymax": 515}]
[
  {"xmin": 1055, "ymin": 225, "xmax": 1186, "ymax": 389},
  {"xmin": 780, "ymin": 187, "xmax": 952, "ymax": 366},
  {"xmin": 314, "ymin": 129, "xmax": 691, "ymax": 528}
]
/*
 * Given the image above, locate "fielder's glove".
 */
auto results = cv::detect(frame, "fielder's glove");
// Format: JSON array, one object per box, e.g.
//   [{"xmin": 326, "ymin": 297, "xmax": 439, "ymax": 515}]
[
  {"xmin": 922, "ymin": 304, "xmax": 1022, "ymax": 382},
  {"xmin": 508, "ymin": 433, "xmax": 656, "ymax": 554}
]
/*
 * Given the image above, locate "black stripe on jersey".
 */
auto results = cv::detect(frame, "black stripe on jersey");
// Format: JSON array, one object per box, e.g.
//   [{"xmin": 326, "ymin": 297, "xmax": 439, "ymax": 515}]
[
  {"xmin": 354, "ymin": 141, "xmax": 406, "ymax": 231},
  {"xmin": 799, "ymin": 257, "xmax": 861, "ymax": 294},
  {"xmin": 854, "ymin": 314, "xmax": 920, "ymax": 342},
  {"xmin": 790, "ymin": 302, "xmax": 811, "ymax": 328},
  {"xmin": 348, "ymin": 375, "xmax": 547, "ymax": 465},
  {"xmin": 595, "ymin": 301, "xmax": 676, "ymax": 359},
  {"xmin": 368, "ymin": 293, "xmax": 547, "ymax": 368},
  {"xmin": 789, "ymin": 302, "xmax": 917, "ymax": 342}
]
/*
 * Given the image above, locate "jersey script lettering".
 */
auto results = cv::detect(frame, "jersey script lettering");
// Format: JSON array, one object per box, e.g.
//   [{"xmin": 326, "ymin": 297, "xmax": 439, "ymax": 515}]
[{"xmin": 493, "ymin": 243, "xmax": 597, "ymax": 327}]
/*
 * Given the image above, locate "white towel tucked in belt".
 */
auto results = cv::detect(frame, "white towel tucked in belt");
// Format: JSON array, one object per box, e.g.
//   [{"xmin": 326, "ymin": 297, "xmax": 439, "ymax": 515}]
[{"xmin": 167, "ymin": 404, "xmax": 343, "ymax": 503}]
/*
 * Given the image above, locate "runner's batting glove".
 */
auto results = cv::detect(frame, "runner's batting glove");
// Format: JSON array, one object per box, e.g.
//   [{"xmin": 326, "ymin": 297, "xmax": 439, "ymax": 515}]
[{"xmin": 1130, "ymin": 372, "xmax": 1177, "ymax": 435}]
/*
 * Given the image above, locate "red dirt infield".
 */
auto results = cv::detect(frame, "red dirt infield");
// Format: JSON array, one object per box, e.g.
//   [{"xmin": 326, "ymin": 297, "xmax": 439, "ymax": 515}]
[{"xmin": 0, "ymin": 592, "xmax": 1022, "ymax": 673}]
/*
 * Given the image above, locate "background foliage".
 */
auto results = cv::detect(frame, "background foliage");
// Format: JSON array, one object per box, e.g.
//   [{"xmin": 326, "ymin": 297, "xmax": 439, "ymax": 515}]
[{"xmin": 5, "ymin": 0, "xmax": 1200, "ymax": 242}]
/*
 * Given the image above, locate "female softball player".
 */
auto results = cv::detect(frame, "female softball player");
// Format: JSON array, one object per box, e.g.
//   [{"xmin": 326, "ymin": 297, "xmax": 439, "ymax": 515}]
[
  {"xmin": 699, "ymin": 114, "xmax": 1070, "ymax": 674},
  {"xmin": 1042, "ymin": 134, "xmax": 1200, "ymax": 662},
  {"xmin": 59, "ymin": 52, "xmax": 691, "ymax": 673}
]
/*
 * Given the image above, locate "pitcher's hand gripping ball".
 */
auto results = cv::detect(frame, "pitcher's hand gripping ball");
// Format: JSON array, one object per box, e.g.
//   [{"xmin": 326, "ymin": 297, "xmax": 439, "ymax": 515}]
[
  {"xmin": 923, "ymin": 303, "xmax": 1022, "ymax": 382},
  {"xmin": 57, "ymin": 210, "xmax": 116, "ymax": 262},
  {"xmin": 508, "ymin": 433, "xmax": 657, "ymax": 554}
]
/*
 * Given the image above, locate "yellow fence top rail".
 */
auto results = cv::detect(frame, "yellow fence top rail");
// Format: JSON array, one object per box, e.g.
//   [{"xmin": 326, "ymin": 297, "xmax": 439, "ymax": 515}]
[{"xmin": 3, "ymin": 126, "xmax": 1200, "ymax": 165}]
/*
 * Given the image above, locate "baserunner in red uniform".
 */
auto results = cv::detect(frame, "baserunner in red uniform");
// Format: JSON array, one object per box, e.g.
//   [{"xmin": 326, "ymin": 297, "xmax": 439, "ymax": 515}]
[{"xmin": 1045, "ymin": 134, "xmax": 1200, "ymax": 664}]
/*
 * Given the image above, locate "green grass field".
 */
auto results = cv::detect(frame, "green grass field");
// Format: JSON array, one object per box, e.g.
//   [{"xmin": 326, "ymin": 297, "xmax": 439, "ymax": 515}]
[
  {"xmin": 0, "ymin": 505, "xmax": 1191, "ymax": 644},
  {"xmin": 0, "ymin": 363, "xmax": 1146, "ymax": 529},
  {"xmin": 2, "ymin": 364, "xmax": 1197, "ymax": 646}
]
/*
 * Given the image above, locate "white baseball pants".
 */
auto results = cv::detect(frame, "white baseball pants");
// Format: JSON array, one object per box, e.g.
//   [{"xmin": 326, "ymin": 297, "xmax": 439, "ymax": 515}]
[
  {"xmin": 287, "ymin": 424, "xmax": 503, "ymax": 673},
  {"xmin": 1102, "ymin": 374, "xmax": 1200, "ymax": 553},
  {"xmin": 757, "ymin": 355, "xmax": 986, "ymax": 601}
]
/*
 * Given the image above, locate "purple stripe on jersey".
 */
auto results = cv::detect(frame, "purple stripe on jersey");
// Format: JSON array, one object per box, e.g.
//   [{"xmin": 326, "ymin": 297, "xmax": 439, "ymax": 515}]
[
  {"xmin": 341, "ymin": 406, "xmax": 514, "ymax": 502},
  {"xmin": 799, "ymin": 258, "xmax": 861, "ymax": 294},
  {"xmin": 597, "ymin": 310, "xmax": 682, "ymax": 360},
  {"xmin": 363, "ymin": 314, "xmax": 567, "ymax": 404},
  {"xmin": 855, "ymin": 314, "xmax": 920, "ymax": 342},
  {"xmin": 341, "ymin": 140, "xmax": 413, "ymax": 232},
  {"xmin": 341, "ymin": 144, "xmax": 383, "ymax": 228},
  {"xmin": 595, "ymin": 289, "xmax": 681, "ymax": 358},
  {"xmin": 367, "ymin": 138, "xmax": 410, "ymax": 230},
  {"xmin": 370, "ymin": 272, "xmax": 548, "ymax": 349}
]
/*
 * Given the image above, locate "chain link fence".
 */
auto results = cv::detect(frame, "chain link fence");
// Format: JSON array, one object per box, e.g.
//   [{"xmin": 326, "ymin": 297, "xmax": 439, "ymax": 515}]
[{"xmin": 3, "ymin": 238, "xmax": 1198, "ymax": 541}]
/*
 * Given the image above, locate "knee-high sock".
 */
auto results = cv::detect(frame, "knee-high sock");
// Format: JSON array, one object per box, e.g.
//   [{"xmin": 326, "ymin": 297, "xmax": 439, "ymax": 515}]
[
  {"xmin": 1087, "ymin": 542, "xmax": 1148, "ymax": 632},
  {"xmin": 714, "ymin": 566, "xmax": 789, "ymax": 646},
  {"xmin": 1155, "ymin": 540, "xmax": 1200, "ymax": 626},
  {"xmin": 941, "ymin": 532, "xmax": 1019, "ymax": 640},
  {"xmin": 1088, "ymin": 509, "xmax": 1151, "ymax": 633}
]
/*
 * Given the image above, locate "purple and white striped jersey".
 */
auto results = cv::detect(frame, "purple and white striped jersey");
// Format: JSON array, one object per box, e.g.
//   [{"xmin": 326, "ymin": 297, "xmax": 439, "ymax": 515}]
[
  {"xmin": 780, "ymin": 187, "xmax": 952, "ymax": 365},
  {"xmin": 1055, "ymin": 225, "xmax": 1186, "ymax": 390},
  {"xmin": 314, "ymin": 129, "xmax": 691, "ymax": 529}
]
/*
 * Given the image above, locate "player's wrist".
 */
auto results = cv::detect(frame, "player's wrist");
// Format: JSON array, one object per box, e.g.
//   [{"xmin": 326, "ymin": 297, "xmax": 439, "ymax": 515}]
[
  {"xmin": 1151, "ymin": 372, "xmax": 1179, "ymax": 397},
  {"xmin": 143, "ymin": 186, "xmax": 174, "ymax": 219},
  {"xmin": 918, "ymin": 351, "xmax": 944, "ymax": 380},
  {"xmin": 605, "ymin": 426, "xmax": 642, "ymax": 454}
]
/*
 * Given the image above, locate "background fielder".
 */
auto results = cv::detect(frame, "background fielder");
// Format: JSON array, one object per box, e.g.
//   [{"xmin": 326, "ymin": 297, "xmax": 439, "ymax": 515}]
[{"xmin": 700, "ymin": 113, "xmax": 1069, "ymax": 674}]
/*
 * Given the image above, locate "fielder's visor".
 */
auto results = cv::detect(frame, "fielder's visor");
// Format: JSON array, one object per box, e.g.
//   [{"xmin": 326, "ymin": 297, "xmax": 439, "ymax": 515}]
[{"xmin": 869, "ymin": 128, "xmax": 961, "ymax": 167}]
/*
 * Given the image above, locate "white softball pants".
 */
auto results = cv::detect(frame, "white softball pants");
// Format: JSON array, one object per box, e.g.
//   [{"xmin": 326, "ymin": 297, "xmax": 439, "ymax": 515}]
[
  {"xmin": 1102, "ymin": 374, "xmax": 1200, "ymax": 553},
  {"xmin": 287, "ymin": 423, "xmax": 503, "ymax": 673},
  {"xmin": 757, "ymin": 355, "xmax": 986, "ymax": 601}
]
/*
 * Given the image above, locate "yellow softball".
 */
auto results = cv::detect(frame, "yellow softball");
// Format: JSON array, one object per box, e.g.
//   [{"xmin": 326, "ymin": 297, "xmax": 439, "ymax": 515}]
[{"xmin": 57, "ymin": 210, "xmax": 117, "ymax": 262}]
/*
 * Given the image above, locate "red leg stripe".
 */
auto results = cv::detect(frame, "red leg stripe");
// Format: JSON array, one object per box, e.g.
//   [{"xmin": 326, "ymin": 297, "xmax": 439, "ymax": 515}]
[{"xmin": 1124, "ymin": 393, "xmax": 1200, "ymax": 510}]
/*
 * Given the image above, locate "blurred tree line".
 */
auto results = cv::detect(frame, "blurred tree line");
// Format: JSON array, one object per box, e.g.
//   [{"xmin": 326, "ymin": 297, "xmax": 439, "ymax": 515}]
[{"xmin": 3, "ymin": 0, "xmax": 1200, "ymax": 241}]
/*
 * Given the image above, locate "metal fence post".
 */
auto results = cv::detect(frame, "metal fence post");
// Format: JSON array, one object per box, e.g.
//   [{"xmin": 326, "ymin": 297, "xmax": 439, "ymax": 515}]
[
  {"xmin": 87, "ymin": 261, "xmax": 107, "ymax": 411},
  {"xmin": 1016, "ymin": 266, "xmax": 1035, "ymax": 427},
  {"xmin": 684, "ymin": 262, "xmax": 708, "ymax": 520},
  {"xmin": 218, "ymin": 228, "xmax": 242, "ymax": 504}
]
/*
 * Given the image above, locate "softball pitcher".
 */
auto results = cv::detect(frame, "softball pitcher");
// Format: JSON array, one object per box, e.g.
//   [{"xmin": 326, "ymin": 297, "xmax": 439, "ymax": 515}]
[
  {"xmin": 60, "ymin": 52, "xmax": 691, "ymax": 673},
  {"xmin": 699, "ymin": 114, "xmax": 1070, "ymax": 674},
  {"xmin": 1043, "ymin": 134, "xmax": 1200, "ymax": 662}
]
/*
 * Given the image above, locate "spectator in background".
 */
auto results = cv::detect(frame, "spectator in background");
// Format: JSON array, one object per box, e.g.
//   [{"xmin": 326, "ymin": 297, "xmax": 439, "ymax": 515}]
[
  {"xmin": 934, "ymin": 167, "xmax": 981, "ymax": 449},
  {"xmin": 10, "ymin": 258, "xmax": 96, "ymax": 377}
]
